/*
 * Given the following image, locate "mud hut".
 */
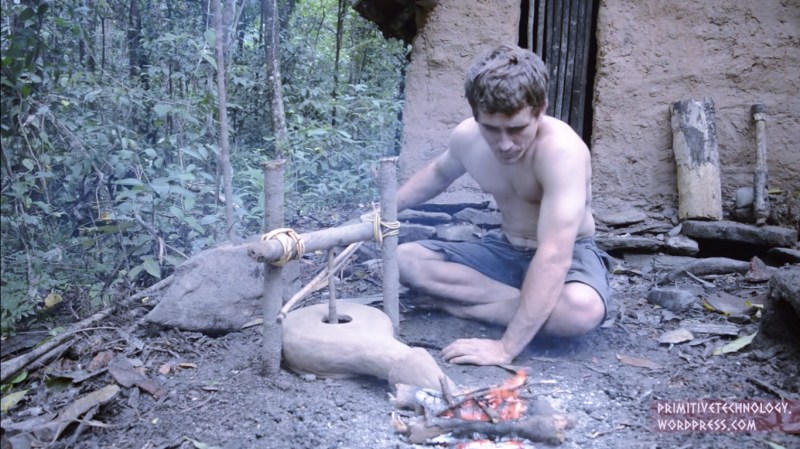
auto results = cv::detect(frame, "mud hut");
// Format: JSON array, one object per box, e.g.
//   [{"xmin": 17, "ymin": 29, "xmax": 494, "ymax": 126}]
[{"xmin": 354, "ymin": 0, "xmax": 800, "ymax": 216}]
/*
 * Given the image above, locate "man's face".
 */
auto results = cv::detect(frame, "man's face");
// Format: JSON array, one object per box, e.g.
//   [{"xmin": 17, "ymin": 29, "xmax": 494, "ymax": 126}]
[{"xmin": 476, "ymin": 106, "xmax": 541, "ymax": 165}]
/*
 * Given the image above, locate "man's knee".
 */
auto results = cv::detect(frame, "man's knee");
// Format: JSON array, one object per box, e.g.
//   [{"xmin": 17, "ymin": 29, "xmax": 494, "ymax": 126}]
[
  {"xmin": 548, "ymin": 282, "xmax": 605, "ymax": 336},
  {"xmin": 397, "ymin": 242, "xmax": 441, "ymax": 288}
]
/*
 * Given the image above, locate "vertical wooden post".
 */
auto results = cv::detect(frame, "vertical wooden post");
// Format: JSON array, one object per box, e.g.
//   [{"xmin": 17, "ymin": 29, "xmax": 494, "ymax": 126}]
[
  {"xmin": 262, "ymin": 159, "xmax": 285, "ymax": 375},
  {"xmin": 379, "ymin": 157, "xmax": 400, "ymax": 331},
  {"xmin": 327, "ymin": 248, "xmax": 338, "ymax": 324},
  {"xmin": 670, "ymin": 98, "xmax": 723, "ymax": 221},
  {"xmin": 752, "ymin": 104, "xmax": 769, "ymax": 225}
]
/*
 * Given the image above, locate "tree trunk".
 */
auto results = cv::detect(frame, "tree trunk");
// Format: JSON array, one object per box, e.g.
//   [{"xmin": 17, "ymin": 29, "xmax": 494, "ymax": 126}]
[
  {"xmin": 211, "ymin": 0, "xmax": 236, "ymax": 240},
  {"xmin": 331, "ymin": 0, "xmax": 346, "ymax": 126},
  {"xmin": 262, "ymin": 0, "xmax": 288, "ymax": 156},
  {"xmin": 670, "ymin": 98, "xmax": 723, "ymax": 221}
]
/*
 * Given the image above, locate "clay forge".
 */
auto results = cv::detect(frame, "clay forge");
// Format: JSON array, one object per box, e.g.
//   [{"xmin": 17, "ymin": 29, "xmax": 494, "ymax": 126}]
[{"xmin": 282, "ymin": 301, "xmax": 455, "ymax": 392}]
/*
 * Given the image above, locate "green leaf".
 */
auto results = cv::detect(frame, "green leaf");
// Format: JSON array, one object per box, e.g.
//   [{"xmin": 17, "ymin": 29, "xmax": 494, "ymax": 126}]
[
  {"xmin": 762, "ymin": 440, "xmax": 787, "ymax": 449},
  {"xmin": 204, "ymin": 30, "xmax": 216, "ymax": 47},
  {"xmin": 154, "ymin": 104, "xmax": 173, "ymax": 117},
  {"xmin": 114, "ymin": 178, "xmax": 144, "ymax": 186},
  {"xmin": 142, "ymin": 259, "xmax": 161, "ymax": 279},
  {"xmin": 713, "ymin": 332, "xmax": 758, "ymax": 356},
  {"xmin": 201, "ymin": 52, "xmax": 217, "ymax": 70}
]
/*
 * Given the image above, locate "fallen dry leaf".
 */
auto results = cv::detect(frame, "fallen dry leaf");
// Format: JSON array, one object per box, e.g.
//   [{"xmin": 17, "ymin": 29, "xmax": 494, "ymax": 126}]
[
  {"xmin": 1, "ymin": 389, "xmax": 29, "ymax": 413},
  {"xmin": 179, "ymin": 362, "xmax": 198, "ymax": 369},
  {"xmin": 88, "ymin": 350, "xmax": 115, "ymax": 372},
  {"xmin": 158, "ymin": 362, "xmax": 174, "ymax": 375},
  {"xmin": 108, "ymin": 357, "xmax": 165, "ymax": 398},
  {"xmin": 704, "ymin": 291, "xmax": 752, "ymax": 315},
  {"xmin": 616, "ymin": 354, "xmax": 661, "ymax": 370},
  {"xmin": 713, "ymin": 332, "xmax": 758, "ymax": 356},
  {"xmin": 658, "ymin": 328, "xmax": 694, "ymax": 345},
  {"xmin": 35, "ymin": 384, "xmax": 120, "ymax": 441},
  {"xmin": 44, "ymin": 292, "xmax": 63, "ymax": 309}
]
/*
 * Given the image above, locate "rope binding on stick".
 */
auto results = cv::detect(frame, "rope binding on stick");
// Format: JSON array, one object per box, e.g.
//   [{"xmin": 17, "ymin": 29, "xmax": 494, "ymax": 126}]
[
  {"xmin": 361, "ymin": 203, "xmax": 400, "ymax": 245},
  {"xmin": 260, "ymin": 228, "xmax": 305, "ymax": 266}
]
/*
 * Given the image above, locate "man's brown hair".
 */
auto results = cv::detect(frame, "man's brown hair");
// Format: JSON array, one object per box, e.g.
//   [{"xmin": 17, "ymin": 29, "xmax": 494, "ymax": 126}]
[{"xmin": 464, "ymin": 44, "xmax": 549, "ymax": 119}]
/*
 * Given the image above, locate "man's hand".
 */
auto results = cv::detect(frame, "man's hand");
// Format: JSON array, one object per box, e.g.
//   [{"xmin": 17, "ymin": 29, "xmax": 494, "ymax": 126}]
[{"xmin": 441, "ymin": 338, "xmax": 514, "ymax": 366}]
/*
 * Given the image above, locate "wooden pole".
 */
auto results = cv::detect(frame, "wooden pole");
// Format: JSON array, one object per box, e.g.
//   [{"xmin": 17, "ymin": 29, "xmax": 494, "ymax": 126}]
[
  {"xmin": 379, "ymin": 157, "xmax": 400, "ymax": 331},
  {"xmin": 277, "ymin": 242, "xmax": 362, "ymax": 322},
  {"xmin": 670, "ymin": 98, "xmax": 723, "ymax": 221},
  {"xmin": 327, "ymin": 248, "xmax": 338, "ymax": 324},
  {"xmin": 752, "ymin": 104, "xmax": 769, "ymax": 225},
  {"xmin": 247, "ymin": 221, "xmax": 374, "ymax": 263},
  {"xmin": 262, "ymin": 159, "xmax": 285, "ymax": 375}
]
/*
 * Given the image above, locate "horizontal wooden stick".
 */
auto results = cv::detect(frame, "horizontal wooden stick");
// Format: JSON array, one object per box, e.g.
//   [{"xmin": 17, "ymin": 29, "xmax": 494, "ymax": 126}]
[
  {"xmin": 405, "ymin": 414, "xmax": 571, "ymax": 445},
  {"xmin": 247, "ymin": 221, "xmax": 375, "ymax": 263}
]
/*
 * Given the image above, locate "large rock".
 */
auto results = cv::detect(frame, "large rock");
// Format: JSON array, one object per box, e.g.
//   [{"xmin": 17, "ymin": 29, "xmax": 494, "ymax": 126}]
[
  {"xmin": 760, "ymin": 265, "xmax": 800, "ymax": 342},
  {"xmin": 681, "ymin": 220, "xmax": 798, "ymax": 247},
  {"xmin": 144, "ymin": 241, "xmax": 298, "ymax": 334}
]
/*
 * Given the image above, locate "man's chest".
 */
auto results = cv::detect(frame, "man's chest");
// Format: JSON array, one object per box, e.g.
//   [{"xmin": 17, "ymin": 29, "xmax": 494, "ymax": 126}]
[{"xmin": 462, "ymin": 154, "xmax": 543, "ymax": 203}]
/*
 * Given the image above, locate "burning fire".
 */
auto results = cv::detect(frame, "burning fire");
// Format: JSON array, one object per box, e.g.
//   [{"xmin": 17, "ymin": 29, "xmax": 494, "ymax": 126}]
[{"xmin": 441, "ymin": 370, "xmax": 527, "ymax": 422}]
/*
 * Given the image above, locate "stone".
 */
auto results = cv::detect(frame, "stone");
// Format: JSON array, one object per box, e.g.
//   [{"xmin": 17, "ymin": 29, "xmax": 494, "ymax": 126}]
[
  {"xmin": 665, "ymin": 235, "xmax": 699, "ymax": 256},
  {"xmin": 681, "ymin": 220, "xmax": 798, "ymax": 247},
  {"xmin": 435, "ymin": 223, "xmax": 481, "ymax": 242},
  {"xmin": 766, "ymin": 247, "xmax": 800, "ymax": 264},
  {"xmin": 595, "ymin": 236, "xmax": 664, "ymax": 253},
  {"xmin": 408, "ymin": 202, "xmax": 490, "ymax": 216},
  {"xmin": 398, "ymin": 209, "xmax": 452, "ymax": 226},
  {"xmin": 599, "ymin": 208, "xmax": 649, "ymax": 227},
  {"xmin": 647, "ymin": 288, "xmax": 697, "ymax": 313},
  {"xmin": 144, "ymin": 240, "xmax": 298, "ymax": 334},
  {"xmin": 759, "ymin": 265, "xmax": 800, "ymax": 343},
  {"xmin": 613, "ymin": 220, "xmax": 674, "ymax": 236},
  {"xmin": 453, "ymin": 207, "xmax": 502, "ymax": 228},
  {"xmin": 735, "ymin": 186, "xmax": 755, "ymax": 209},
  {"xmin": 399, "ymin": 223, "xmax": 437, "ymax": 243}
]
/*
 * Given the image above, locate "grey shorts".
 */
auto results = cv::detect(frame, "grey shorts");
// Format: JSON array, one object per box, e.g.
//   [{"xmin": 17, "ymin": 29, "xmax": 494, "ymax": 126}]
[{"xmin": 416, "ymin": 231, "xmax": 614, "ymax": 317}]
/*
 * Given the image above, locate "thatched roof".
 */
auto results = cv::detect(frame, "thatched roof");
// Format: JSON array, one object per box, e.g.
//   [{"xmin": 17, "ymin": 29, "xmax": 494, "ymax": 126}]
[{"xmin": 352, "ymin": 0, "xmax": 438, "ymax": 43}]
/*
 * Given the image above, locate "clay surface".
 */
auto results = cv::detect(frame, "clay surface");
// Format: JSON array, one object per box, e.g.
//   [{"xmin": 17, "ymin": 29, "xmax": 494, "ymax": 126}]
[{"xmin": 282, "ymin": 302, "xmax": 452, "ymax": 391}]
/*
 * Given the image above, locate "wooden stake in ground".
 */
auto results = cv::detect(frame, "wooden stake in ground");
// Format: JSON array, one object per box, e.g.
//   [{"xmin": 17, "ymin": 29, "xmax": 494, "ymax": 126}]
[
  {"xmin": 379, "ymin": 157, "xmax": 400, "ymax": 331},
  {"xmin": 262, "ymin": 160, "xmax": 285, "ymax": 375},
  {"xmin": 752, "ymin": 104, "xmax": 769, "ymax": 225},
  {"xmin": 670, "ymin": 98, "xmax": 723, "ymax": 220}
]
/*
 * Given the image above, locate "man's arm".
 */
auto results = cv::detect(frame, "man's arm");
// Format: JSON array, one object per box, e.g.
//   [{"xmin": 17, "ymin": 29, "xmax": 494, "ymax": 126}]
[
  {"xmin": 499, "ymin": 144, "xmax": 589, "ymax": 358},
  {"xmin": 396, "ymin": 145, "xmax": 467, "ymax": 212}
]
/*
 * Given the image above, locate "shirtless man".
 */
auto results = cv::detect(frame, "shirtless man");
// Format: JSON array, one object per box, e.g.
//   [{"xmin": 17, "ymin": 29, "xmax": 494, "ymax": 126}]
[{"xmin": 396, "ymin": 44, "xmax": 612, "ymax": 366}]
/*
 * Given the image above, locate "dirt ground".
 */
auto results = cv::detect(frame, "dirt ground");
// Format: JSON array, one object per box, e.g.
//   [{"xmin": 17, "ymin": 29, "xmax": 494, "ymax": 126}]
[{"xmin": 2, "ymin": 247, "xmax": 799, "ymax": 449}]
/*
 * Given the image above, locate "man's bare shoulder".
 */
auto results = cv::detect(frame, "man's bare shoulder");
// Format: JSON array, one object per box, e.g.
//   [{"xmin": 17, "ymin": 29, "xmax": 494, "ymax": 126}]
[
  {"xmin": 449, "ymin": 118, "xmax": 482, "ymax": 153},
  {"xmin": 535, "ymin": 116, "xmax": 589, "ymax": 159}
]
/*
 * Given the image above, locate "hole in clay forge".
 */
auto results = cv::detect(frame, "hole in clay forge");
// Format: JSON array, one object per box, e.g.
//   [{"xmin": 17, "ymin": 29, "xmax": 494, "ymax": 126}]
[{"xmin": 321, "ymin": 314, "xmax": 353, "ymax": 324}]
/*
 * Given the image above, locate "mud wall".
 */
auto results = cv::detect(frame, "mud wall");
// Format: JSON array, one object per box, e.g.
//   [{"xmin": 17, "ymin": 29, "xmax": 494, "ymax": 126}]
[
  {"xmin": 591, "ymin": 0, "xmax": 799, "ymax": 212},
  {"xmin": 398, "ymin": 0, "xmax": 519, "ymax": 204},
  {"xmin": 398, "ymin": 0, "xmax": 799, "ymax": 214}
]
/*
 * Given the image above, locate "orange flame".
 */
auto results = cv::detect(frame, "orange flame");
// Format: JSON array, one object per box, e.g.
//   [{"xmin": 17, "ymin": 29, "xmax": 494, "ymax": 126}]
[{"xmin": 442, "ymin": 370, "xmax": 528, "ymax": 422}]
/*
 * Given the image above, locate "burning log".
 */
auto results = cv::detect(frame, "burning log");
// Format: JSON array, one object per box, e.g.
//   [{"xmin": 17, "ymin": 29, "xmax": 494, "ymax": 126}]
[{"xmin": 391, "ymin": 370, "xmax": 573, "ymax": 446}]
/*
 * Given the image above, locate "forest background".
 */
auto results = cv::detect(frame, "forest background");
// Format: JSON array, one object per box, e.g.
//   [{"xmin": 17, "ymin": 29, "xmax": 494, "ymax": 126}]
[{"xmin": 1, "ymin": 0, "xmax": 408, "ymax": 335}]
